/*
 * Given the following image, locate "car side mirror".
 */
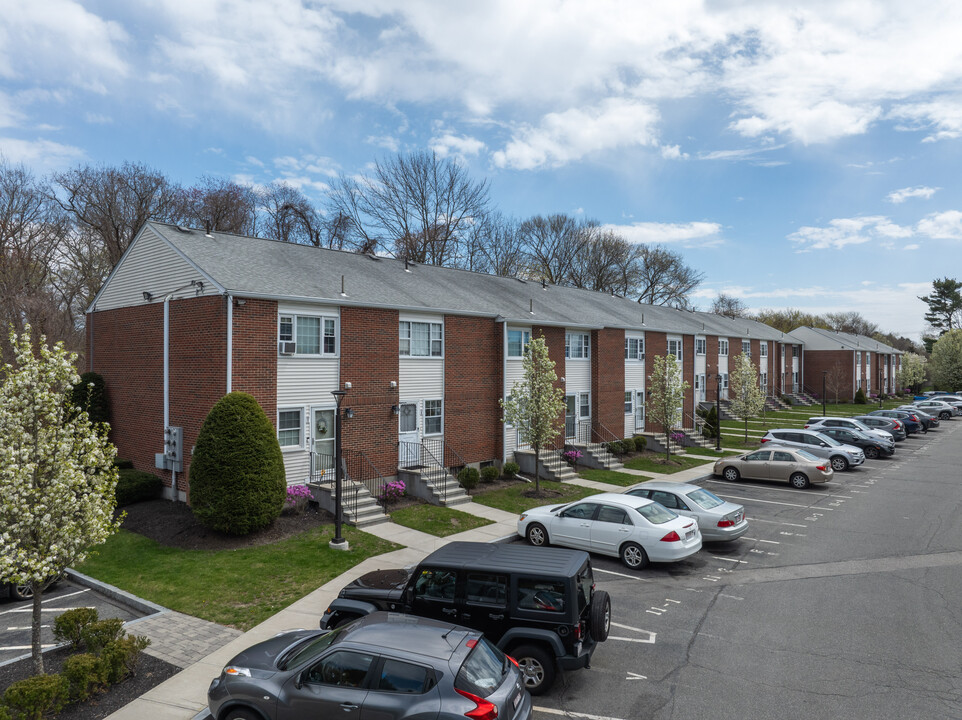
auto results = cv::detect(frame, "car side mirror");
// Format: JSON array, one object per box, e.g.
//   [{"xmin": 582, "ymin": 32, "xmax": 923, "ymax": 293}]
[
  {"xmin": 403, "ymin": 586, "xmax": 414, "ymax": 605},
  {"xmin": 294, "ymin": 672, "xmax": 304, "ymax": 690},
  {"xmin": 819, "ymin": 442, "xmax": 828, "ymax": 447}
]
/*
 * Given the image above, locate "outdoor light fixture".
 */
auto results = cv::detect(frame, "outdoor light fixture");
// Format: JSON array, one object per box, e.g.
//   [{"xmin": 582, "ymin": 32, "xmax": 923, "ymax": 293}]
[
  {"xmin": 392, "ymin": 405, "xmax": 400, "ymax": 416},
  {"xmin": 233, "ymin": 298, "xmax": 246, "ymax": 306},
  {"xmin": 345, "ymin": 408, "xmax": 354, "ymax": 419},
  {"xmin": 143, "ymin": 291, "xmax": 153, "ymax": 302}
]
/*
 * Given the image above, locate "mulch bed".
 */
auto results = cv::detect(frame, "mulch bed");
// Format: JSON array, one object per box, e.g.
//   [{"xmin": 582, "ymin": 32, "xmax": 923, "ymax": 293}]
[{"xmin": 0, "ymin": 646, "xmax": 179, "ymax": 720}]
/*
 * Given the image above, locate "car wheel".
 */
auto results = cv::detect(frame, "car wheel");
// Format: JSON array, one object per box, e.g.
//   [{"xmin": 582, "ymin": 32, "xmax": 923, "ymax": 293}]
[
  {"xmin": 722, "ymin": 466, "xmax": 740, "ymax": 482},
  {"xmin": 11, "ymin": 583, "xmax": 33, "ymax": 600},
  {"xmin": 513, "ymin": 644, "xmax": 556, "ymax": 696},
  {"xmin": 620, "ymin": 542, "xmax": 648, "ymax": 569},
  {"xmin": 789, "ymin": 472, "xmax": 810, "ymax": 489},
  {"xmin": 940, "ymin": 411, "xmax": 951, "ymax": 420},
  {"xmin": 332, "ymin": 614, "xmax": 359, "ymax": 629},
  {"xmin": 223, "ymin": 708, "xmax": 259, "ymax": 720},
  {"xmin": 830, "ymin": 455, "xmax": 849, "ymax": 472},
  {"xmin": 864, "ymin": 446, "xmax": 879, "ymax": 459},
  {"xmin": 589, "ymin": 590, "xmax": 611, "ymax": 642},
  {"xmin": 526, "ymin": 523, "xmax": 548, "ymax": 547}
]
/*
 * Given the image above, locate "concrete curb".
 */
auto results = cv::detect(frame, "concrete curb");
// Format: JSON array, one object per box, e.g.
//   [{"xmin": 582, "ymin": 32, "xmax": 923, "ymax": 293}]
[{"xmin": 65, "ymin": 568, "xmax": 169, "ymax": 619}]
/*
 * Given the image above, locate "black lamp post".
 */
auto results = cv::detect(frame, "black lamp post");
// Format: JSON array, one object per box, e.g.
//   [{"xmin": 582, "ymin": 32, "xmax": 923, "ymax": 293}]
[
  {"xmin": 331, "ymin": 389, "xmax": 348, "ymax": 549},
  {"xmin": 822, "ymin": 371, "xmax": 827, "ymax": 416},
  {"xmin": 715, "ymin": 374, "xmax": 722, "ymax": 451}
]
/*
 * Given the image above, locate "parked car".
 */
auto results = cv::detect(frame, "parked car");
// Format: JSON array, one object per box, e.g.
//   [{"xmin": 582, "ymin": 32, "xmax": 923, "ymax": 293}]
[
  {"xmin": 897, "ymin": 406, "xmax": 940, "ymax": 430},
  {"xmin": 814, "ymin": 426, "xmax": 895, "ymax": 459},
  {"xmin": 760, "ymin": 428, "xmax": 865, "ymax": 471},
  {"xmin": 209, "ymin": 612, "xmax": 532, "ymax": 720},
  {"xmin": 518, "ymin": 492, "xmax": 701, "ymax": 570},
  {"xmin": 713, "ymin": 447, "xmax": 834, "ymax": 488},
  {"xmin": 854, "ymin": 415, "xmax": 906, "ymax": 441},
  {"xmin": 868, "ymin": 409, "xmax": 922, "ymax": 434},
  {"xmin": 911, "ymin": 399, "xmax": 961, "ymax": 419},
  {"xmin": 1, "ymin": 582, "xmax": 33, "ymax": 601},
  {"xmin": 804, "ymin": 416, "xmax": 894, "ymax": 443},
  {"xmin": 623, "ymin": 481, "xmax": 748, "ymax": 541},
  {"xmin": 319, "ymin": 542, "xmax": 609, "ymax": 694}
]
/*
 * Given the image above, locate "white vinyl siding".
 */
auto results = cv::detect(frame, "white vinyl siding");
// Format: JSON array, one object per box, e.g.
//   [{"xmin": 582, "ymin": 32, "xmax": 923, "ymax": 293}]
[
  {"xmin": 400, "ymin": 358, "xmax": 444, "ymax": 401},
  {"xmin": 93, "ymin": 226, "xmax": 219, "ymax": 311},
  {"xmin": 565, "ymin": 354, "xmax": 591, "ymax": 395}
]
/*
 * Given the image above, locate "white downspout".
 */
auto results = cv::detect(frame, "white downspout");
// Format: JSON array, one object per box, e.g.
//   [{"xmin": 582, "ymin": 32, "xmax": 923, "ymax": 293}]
[
  {"xmin": 502, "ymin": 320, "xmax": 508, "ymax": 464},
  {"xmin": 164, "ymin": 294, "xmax": 174, "ymax": 499},
  {"xmin": 226, "ymin": 295, "xmax": 233, "ymax": 393}
]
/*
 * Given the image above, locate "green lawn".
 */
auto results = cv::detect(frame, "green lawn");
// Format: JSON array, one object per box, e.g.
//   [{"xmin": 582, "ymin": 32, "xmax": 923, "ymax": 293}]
[
  {"xmin": 623, "ymin": 453, "xmax": 714, "ymax": 474},
  {"xmin": 681, "ymin": 447, "xmax": 741, "ymax": 457},
  {"xmin": 390, "ymin": 503, "xmax": 494, "ymax": 537},
  {"xmin": 471, "ymin": 479, "xmax": 598, "ymax": 514},
  {"xmin": 578, "ymin": 468, "xmax": 649, "ymax": 487},
  {"xmin": 77, "ymin": 526, "xmax": 400, "ymax": 630}
]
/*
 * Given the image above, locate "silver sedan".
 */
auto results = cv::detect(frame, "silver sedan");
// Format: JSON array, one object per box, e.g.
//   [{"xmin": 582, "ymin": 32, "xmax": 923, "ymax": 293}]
[{"xmin": 623, "ymin": 482, "xmax": 748, "ymax": 542}]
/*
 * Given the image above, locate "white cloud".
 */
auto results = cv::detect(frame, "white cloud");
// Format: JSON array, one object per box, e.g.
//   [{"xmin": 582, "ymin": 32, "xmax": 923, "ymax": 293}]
[
  {"xmin": 790, "ymin": 216, "xmax": 913, "ymax": 250},
  {"xmin": 493, "ymin": 98, "xmax": 659, "ymax": 170},
  {"xmin": 366, "ymin": 135, "xmax": 400, "ymax": 152},
  {"xmin": 890, "ymin": 99, "xmax": 962, "ymax": 142},
  {"xmin": 0, "ymin": 137, "xmax": 85, "ymax": 169},
  {"xmin": 916, "ymin": 210, "xmax": 962, "ymax": 240},
  {"xmin": 904, "ymin": 244, "xmax": 920, "ymax": 250},
  {"xmin": 603, "ymin": 221, "xmax": 722, "ymax": 246},
  {"xmin": 429, "ymin": 133, "xmax": 485, "ymax": 159},
  {"xmin": 659, "ymin": 144, "xmax": 687, "ymax": 160},
  {"xmin": 887, "ymin": 186, "xmax": 938, "ymax": 203}
]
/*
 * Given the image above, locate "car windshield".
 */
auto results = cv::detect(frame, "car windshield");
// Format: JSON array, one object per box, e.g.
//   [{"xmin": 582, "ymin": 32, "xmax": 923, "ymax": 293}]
[
  {"xmin": 685, "ymin": 488, "xmax": 724, "ymax": 510},
  {"xmin": 278, "ymin": 629, "xmax": 340, "ymax": 670},
  {"xmin": 850, "ymin": 420, "xmax": 871, "ymax": 431},
  {"xmin": 815, "ymin": 433, "xmax": 841, "ymax": 446},
  {"xmin": 637, "ymin": 502, "xmax": 677, "ymax": 524},
  {"xmin": 796, "ymin": 449, "xmax": 819, "ymax": 461},
  {"xmin": 455, "ymin": 637, "xmax": 507, "ymax": 699}
]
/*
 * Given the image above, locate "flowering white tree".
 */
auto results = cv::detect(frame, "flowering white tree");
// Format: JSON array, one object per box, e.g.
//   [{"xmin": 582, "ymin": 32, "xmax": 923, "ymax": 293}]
[
  {"xmin": 647, "ymin": 354, "xmax": 689, "ymax": 461},
  {"xmin": 501, "ymin": 335, "xmax": 566, "ymax": 494},
  {"xmin": 0, "ymin": 327, "xmax": 121, "ymax": 674},
  {"xmin": 897, "ymin": 352, "xmax": 927, "ymax": 395},
  {"xmin": 930, "ymin": 330, "xmax": 962, "ymax": 390},
  {"xmin": 729, "ymin": 353, "xmax": 766, "ymax": 442}
]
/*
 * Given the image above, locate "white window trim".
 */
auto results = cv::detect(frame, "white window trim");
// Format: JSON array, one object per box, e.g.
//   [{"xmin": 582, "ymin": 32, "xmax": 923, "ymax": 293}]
[
  {"xmin": 760, "ymin": 342, "xmax": 768, "ymax": 357},
  {"xmin": 278, "ymin": 313, "xmax": 339, "ymax": 358},
  {"xmin": 424, "ymin": 399, "xmax": 443, "ymax": 436},
  {"xmin": 667, "ymin": 336, "xmax": 683, "ymax": 362},
  {"xmin": 695, "ymin": 337, "xmax": 706, "ymax": 356},
  {"xmin": 624, "ymin": 391, "xmax": 633, "ymax": 415},
  {"xmin": 277, "ymin": 407, "xmax": 305, "ymax": 451},
  {"xmin": 565, "ymin": 332, "xmax": 590, "ymax": 360},
  {"xmin": 625, "ymin": 335, "xmax": 645, "ymax": 361},
  {"xmin": 579, "ymin": 392, "xmax": 591, "ymax": 419},
  {"xmin": 400, "ymin": 320, "xmax": 444, "ymax": 358},
  {"xmin": 719, "ymin": 340, "xmax": 729, "ymax": 356},
  {"xmin": 741, "ymin": 339, "xmax": 751, "ymax": 356},
  {"xmin": 507, "ymin": 328, "xmax": 532, "ymax": 359}
]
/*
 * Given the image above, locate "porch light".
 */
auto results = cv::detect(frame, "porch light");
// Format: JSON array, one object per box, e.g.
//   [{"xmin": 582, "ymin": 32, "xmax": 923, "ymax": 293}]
[
  {"xmin": 392, "ymin": 404, "xmax": 400, "ymax": 416},
  {"xmin": 345, "ymin": 408, "xmax": 354, "ymax": 419}
]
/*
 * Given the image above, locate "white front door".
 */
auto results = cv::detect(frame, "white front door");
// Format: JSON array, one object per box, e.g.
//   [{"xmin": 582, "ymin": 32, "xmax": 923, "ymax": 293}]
[
  {"xmin": 565, "ymin": 395, "xmax": 576, "ymax": 439},
  {"xmin": 311, "ymin": 407, "xmax": 336, "ymax": 476},
  {"xmin": 696, "ymin": 374, "xmax": 706, "ymax": 402},
  {"xmin": 634, "ymin": 391, "xmax": 645, "ymax": 431},
  {"xmin": 398, "ymin": 402, "xmax": 420, "ymax": 466}
]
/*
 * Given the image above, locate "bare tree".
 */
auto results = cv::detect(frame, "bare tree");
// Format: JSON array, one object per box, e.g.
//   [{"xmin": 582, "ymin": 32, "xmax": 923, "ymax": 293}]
[
  {"xmin": 463, "ymin": 213, "xmax": 525, "ymax": 276},
  {"xmin": 711, "ymin": 293, "xmax": 750, "ymax": 319},
  {"xmin": 824, "ymin": 311, "xmax": 878, "ymax": 337},
  {"xmin": 518, "ymin": 213, "xmax": 589, "ymax": 285},
  {"xmin": 327, "ymin": 151, "xmax": 489, "ymax": 264},
  {"xmin": 259, "ymin": 182, "xmax": 321, "ymax": 245},
  {"xmin": 754, "ymin": 308, "xmax": 828, "ymax": 333},
  {"xmin": 633, "ymin": 244, "xmax": 704, "ymax": 309},
  {"xmin": 570, "ymin": 226, "xmax": 633, "ymax": 292},
  {"xmin": 824, "ymin": 361, "xmax": 848, "ymax": 403},
  {"xmin": 183, "ymin": 175, "xmax": 257, "ymax": 235}
]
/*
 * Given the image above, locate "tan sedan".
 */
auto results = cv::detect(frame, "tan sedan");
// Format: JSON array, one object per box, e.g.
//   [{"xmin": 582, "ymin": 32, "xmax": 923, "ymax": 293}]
[{"xmin": 713, "ymin": 447, "xmax": 834, "ymax": 489}]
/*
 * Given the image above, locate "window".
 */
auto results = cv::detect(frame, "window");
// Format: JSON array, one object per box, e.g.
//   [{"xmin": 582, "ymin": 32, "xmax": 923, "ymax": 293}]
[
  {"xmin": 668, "ymin": 338, "xmax": 682, "ymax": 361},
  {"xmin": 772, "ymin": 451, "xmax": 794, "ymax": 462},
  {"xmin": 424, "ymin": 400, "xmax": 442, "ymax": 435},
  {"xmin": 624, "ymin": 391, "xmax": 633, "ymax": 415},
  {"xmin": 456, "ymin": 638, "xmax": 508, "ymax": 698},
  {"xmin": 465, "ymin": 573, "xmax": 507, "ymax": 606},
  {"xmin": 742, "ymin": 340, "xmax": 751, "ymax": 356},
  {"xmin": 579, "ymin": 392, "xmax": 590, "ymax": 418},
  {"xmin": 792, "ymin": 345, "xmax": 799, "ymax": 357},
  {"xmin": 760, "ymin": 342, "xmax": 768, "ymax": 357},
  {"xmin": 305, "ymin": 650, "xmax": 375, "ymax": 688},
  {"xmin": 722, "ymin": 373, "xmax": 729, "ymax": 389},
  {"xmin": 413, "ymin": 569, "xmax": 457, "ymax": 600},
  {"xmin": 719, "ymin": 340, "xmax": 729, "ymax": 356},
  {"xmin": 565, "ymin": 333, "xmax": 589, "ymax": 359},
  {"xmin": 377, "ymin": 659, "xmax": 432, "ymax": 694},
  {"xmin": 856, "ymin": 351, "xmax": 861, "ymax": 365},
  {"xmin": 625, "ymin": 337, "xmax": 644, "ymax": 360},
  {"xmin": 651, "ymin": 491, "xmax": 687, "ymax": 511},
  {"xmin": 507, "ymin": 329, "xmax": 531, "ymax": 357},
  {"xmin": 760, "ymin": 372, "xmax": 768, "ymax": 388},
  {"xmin": 695, "ymin": 338, "xmax": 706, "ymax": 355},
  {"xmin": 277, "ymin": 409, "xmax": 303, "ymax": 448},
  {"xmin": 597, "ymin": 506, "xmax": 630, "ymax": 524},
  {"xmin": 278, "ymin": 314, "xmax": 338, "ymax": 356},
  {"xmin": 400, "ymin": 321, "xmax": 443, "ymax": 357},
  {"xmin": 517, "ymin": 578, "xmax": 566, "ymax": 613},
  {"xmin": 399, "ymin": 403, "xmax": 418, "ymax": 433}
]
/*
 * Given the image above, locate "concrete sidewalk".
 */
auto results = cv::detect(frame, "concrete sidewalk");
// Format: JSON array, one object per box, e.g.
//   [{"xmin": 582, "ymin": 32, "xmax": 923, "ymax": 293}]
[{"xmin": 106, "ymin": 466, "xmax": 715, "ymax": 720}]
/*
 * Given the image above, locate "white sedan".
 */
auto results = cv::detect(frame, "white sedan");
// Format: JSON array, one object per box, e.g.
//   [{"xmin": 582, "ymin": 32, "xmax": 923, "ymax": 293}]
[{"xmin": 518, "ymin": 492, "xmax": 702, "ymax": 569}]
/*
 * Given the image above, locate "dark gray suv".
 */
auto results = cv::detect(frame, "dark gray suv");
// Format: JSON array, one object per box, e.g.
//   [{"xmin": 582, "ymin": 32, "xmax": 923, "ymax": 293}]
[
  {"xmin": 208, "ymin": 612, "xmax": 531, "ymax": 720},
  {"xmin": 320, "ymin": 542, "xmax": 610, "ymax": 695}
]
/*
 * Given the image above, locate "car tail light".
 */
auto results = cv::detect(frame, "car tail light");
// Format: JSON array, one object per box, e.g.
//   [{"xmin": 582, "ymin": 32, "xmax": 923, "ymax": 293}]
[
  {"xmin": 803, "ymin": 424, "xmax": 811, "ymax": 428},
  {"xmin": 661, "ymin": 530, "xmax": 681, "ymax": 542},
  {"xmin": 894, "ymin": 421, "xmax": 902, "ymax": 429},
  {"xmin": 466, "ymin": 639, "xmax": 478, "ymax": 649},
  {"xmin": 506, "ymin": 655, "xmax": 519, "ymax": 668},
  {"xmin": 816, "ymin": 465, "xmax": 828, "ymax": 471},
  {"xmin": 456, "ymin": 688, "xmax": 499, "ymax": 720},
  {"xmin": 574, "ymin": 621, "xmax": 584, "ymax": 641},
  {"xmin": 760, "ymin": 437, "xmax": 770, "ymax": 443},
  {"xmin": 717, "ymin": 519, "xmax": 735, "ymax": 528}
]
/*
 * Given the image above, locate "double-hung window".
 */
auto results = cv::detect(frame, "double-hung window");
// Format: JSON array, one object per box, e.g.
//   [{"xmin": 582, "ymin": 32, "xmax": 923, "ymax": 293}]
[
  {"xmin": 507, "ymin": 329, "xmax": 531, "ymax": 357},
  {"xmin": 277, "ymin": 408, "xmax": 303, "ymax": 448},
  {"xmin": 760, "ymin": 342, "xmax": 768, "ymax": 358},
  {"xmin": 695, "ymin": 338, "xmax": 706, "ymax": 355},
  {"xmin": 400, "ymin": 321, "xmax": 443, "ymax": 357},
  {"xmin": 722, "ymin": 373, "xmax": 729, "ymax": 389},
  {"xmin": 424, "ymin": 400, "xmax": 443, "ymax": 435},
  {"xmin": 579, "ymin": 392, "xmax": 590, "ymax": 418},
  {"xmin": 565, "ymin": 333, "xmax": 589, "ymax": 359},
  {"xmin": 667, "ymin": 338, "xmax": 682, "ymax": 361},
  {"xmin": 625, "ymin": 337, "xmax": 644, "ymax": 361},
  {"xmin": 624, "ymin": 391, "xmax": 633, "ymax": 414},
  {"xmin": 792, "ymin": 345, "xmax": 799, "ymax": 358},
  {"xmin": 278, "ymin": 314, "xmax": 338, "ymax": 356},
  {"xmin": 742, "ymin": 340, "xmax": 751, "ymax": 356},
  {"xmin": 719, "ymin": 340, "xmax": 729, "ymax": 356}
]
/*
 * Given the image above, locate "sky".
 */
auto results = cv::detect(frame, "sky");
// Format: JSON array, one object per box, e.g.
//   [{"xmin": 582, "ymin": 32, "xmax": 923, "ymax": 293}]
[{"xmin": 2, "ymin": 0, "xmax": 961, "ymax": 341}]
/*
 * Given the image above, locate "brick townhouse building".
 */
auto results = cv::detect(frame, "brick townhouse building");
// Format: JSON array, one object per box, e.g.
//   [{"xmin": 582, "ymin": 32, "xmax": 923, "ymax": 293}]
[
  {"xmin": 787, "ymin": 326, "xmax": 903, "ymax": 401},
  {"xmin": 87, "ymin": 222, "xmax": 801, "ymax": 513}
]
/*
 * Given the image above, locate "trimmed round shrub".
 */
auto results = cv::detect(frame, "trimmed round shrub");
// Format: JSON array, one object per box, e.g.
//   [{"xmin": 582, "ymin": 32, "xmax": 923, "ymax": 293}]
[
  {"xmin": 480, "ymin": 466, "xmax": 500, "ymax": 484},
  {"xmin": 606, "ymin": 440, "xmax": 625, "ymax": 455},
  {"xmin": 3, "ymin": 674, "xmax": 68, "ymax": 720},
  {"xmin": 114, "ymin": 458, "xmax": 134, "ymax": 470},
  {"xmin": 54, "ymin": 607, "xmax": 99, "ymax": 649},
  {"xmin": 632, "ymin": 436, "xmax": 647, "ymax": 452},
  {"xmin": 116, "ymin": 469, "xmax": 164, "ymax": 506},
  {"xmin": 458, "ymin": 467, "xmax": 480, "ymax": 490},
  {"xmin": 71, "ymin": 371, "xmax": 110, "ymax": 426},
  {"xmin": 189, "ymin": 392, "xmax": 286, "ymax": 535},
  {"xmin": 502, "ymin": 461, "xmax": 520, "ymax": 479},
  {"xmin": 63, "ymin": 653, "xmax": 104, "ymax": 702},
  {"xmin": 854, "ymin": 387, "xmax": 867, "ymax": 404}
]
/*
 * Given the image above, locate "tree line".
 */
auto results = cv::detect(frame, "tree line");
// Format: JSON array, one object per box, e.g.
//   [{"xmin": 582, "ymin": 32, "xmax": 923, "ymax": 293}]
[{"xmin": 0, "ymin": 151, "xmax": 704, "ymax": 359}]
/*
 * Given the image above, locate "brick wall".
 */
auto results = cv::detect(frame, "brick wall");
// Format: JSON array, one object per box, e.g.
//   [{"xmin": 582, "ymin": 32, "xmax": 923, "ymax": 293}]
[
  {"xmin": 591, "ymin": 328, "xmax": 624, "ymax": 440},
  {"xmin": 231, "ymin": 298, "xmax": 278, "ymax": 418},
  {"xmin": 340, "ymin": 306, "xmax": 400, "ymax": 477},
  {"xmin": 803, "ymin": 349, "xmax": 854, "ymax": 402},
  {"xmin": 445, "ymin": 315, "xmax": 502, "ymax": 464}
]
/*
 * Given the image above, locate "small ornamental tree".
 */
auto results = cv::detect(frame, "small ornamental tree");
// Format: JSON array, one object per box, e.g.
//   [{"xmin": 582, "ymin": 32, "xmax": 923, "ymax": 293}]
[
  {"xmin": 728, "ymin": 353, "xmax": 766, "ymax": 442},
  {"xmin": 897, "ymin": 353, "xmax": 927, "ymax": 395},
  {"xmin": 647, "ymin": 354, "xmax": 689, "ymax": 461},
  {"xmin": 0, "ymin": 327, "xmax": 120, "ymax": 675},
  {"xmin": 501, "ymin": 335, "xmax": 566, "ymax": 494},
  {"xmin": 930, "ymin": 330, "xmax": 962, "ymax": 391},
  {"xmin": 190, "ymin": 392, "xmax": 286, "ymax": 535}
]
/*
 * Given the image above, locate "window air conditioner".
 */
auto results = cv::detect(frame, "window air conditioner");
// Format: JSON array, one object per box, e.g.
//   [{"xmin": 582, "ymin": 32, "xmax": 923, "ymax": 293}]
[{"xmin": 278, "ymin": 341, "xmax": 297, "ymax": 355}]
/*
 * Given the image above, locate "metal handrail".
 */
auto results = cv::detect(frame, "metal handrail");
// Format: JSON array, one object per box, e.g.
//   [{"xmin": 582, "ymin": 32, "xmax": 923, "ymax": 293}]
[
  {"xmin": 344, "ymin": 448, "xmax": 388, "ymax": 509},
  {"xmin": 309, "ymin": 452, "xmax": 360, "ymax": 522},
  {"xmin": 399, "ymin": 439, "xmax": 451, "ymax": 504},
  {"xmin": 589, "ymin": 422, "xmax": 619, "ymax": 466}
]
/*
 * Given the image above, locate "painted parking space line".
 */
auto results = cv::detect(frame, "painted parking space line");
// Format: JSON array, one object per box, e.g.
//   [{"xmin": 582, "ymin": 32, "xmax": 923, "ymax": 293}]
[
  {"xmin": 712, "ymin": 556, "xmax": 748, "ymax": 563},
  {"xmin": 595, "ymin": 568, "xmax": 652, "ymax": 582},
  {"xmin": 626, "ymin": 671, "xmax": 647, "ymax": 680},
  {"xmin": 3, "ymin": 607, "xmax": 96, "ymax": 613},
  {"xmin": 1, "ymin": 645, "xmax": 57, "ymax": 651},
  {"xmin": 534, "ymin": 707, "xmax": 628, "ymax": 720},
  {"xmin": 710, "ymin": 495, "xmax": 838, "ymax": 510},
  {"xmin": 742, "ymin": 537, "xmax": 780, "ymax": 544},
  {"xmin": 750, "ymin": 518, "xmax": 808, "ymax": 528},
  {"xmin": 6, "ymin": 625, "xmax": 49, "ymax": 631}
]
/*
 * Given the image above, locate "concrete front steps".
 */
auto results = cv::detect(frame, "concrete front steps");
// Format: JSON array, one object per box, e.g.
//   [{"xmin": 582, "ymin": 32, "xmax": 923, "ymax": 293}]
[
  {"xmin": 397, "ymin": 466, "xmax": 472, "ymax": 507},
  {"xmin": 567, "ymin": 442, "xmax": 624, "ymax": 471},
  {"xmin": 307, "ymin": 480, "xmax": 391, "ymax": 529},
  {"xmin": 514, "ymin": 449, "xmax": 578, "ymax": 482}
]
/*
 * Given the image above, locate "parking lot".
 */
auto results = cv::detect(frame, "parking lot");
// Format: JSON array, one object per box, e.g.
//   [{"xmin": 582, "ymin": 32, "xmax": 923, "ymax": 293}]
[
  {"xmin": 0, "ymin": 580, "xmax": 146, "ymax": 665},
  {"xmin": 521, "ymin": 422, "xmax": 962, "ymax": 720}
]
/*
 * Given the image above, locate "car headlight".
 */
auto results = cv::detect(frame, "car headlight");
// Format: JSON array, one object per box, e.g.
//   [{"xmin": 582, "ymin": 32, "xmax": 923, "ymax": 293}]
[
  {"xmin": 224, "ymin": 666, "xmax": 251, "ymax": 677},
  {"xmin": 518, "ymin": 513, "xmax": 527, "ymax": 522}
]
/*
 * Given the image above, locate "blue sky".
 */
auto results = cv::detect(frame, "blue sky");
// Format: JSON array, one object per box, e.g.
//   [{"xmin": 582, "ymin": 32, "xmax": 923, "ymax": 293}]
[{"xmin": 3, "ymin": 0, "xmax": 962, "ymax": 340}]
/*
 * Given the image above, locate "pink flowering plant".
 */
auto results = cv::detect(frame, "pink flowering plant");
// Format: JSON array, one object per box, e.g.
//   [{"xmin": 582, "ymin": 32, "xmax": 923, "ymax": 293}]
[
  {"xmin": 670, "ymin": 431, "xmax": 685, "ymax": 443},
  {"xmin": 562, "ymin": 449, "xmax": 583, "ymax": 465},
  {"xmin": 380, "ymin": 479, "xmax": 406, "ymax": 504},
  {"xmin": 284, "ymin": 484, "xmax": 312, "ymax": 514}
]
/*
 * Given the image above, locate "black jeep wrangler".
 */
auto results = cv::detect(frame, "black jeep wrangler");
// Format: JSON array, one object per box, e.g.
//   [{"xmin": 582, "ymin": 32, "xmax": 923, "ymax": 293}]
[{"xmin": 320, "ymin": 541, "xmax": 610, "ymax": 695}]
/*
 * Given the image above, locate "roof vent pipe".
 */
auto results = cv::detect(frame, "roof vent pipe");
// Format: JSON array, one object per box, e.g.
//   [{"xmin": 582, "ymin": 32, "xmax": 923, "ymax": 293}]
[
  {"xmin": 341, "ymin": 275, "xmax": 347, "ymax": 297},
  {"xmin": 205, "ymin": 221, "xmax": 213, "ymax": 238},
  {"xmin": 542, "ymin": 278, "xmax": 547, "ymax": 290},
  {"xmin": 529, "ymin": 299, "xmax": 534, "ymax": 315},
  {"xmin": 404, "ymin": 259, "xmax": 410, "ymax": 272}
]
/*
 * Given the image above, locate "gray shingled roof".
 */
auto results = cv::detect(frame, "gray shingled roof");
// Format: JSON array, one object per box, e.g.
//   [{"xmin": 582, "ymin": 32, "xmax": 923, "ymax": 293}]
[
  {"xmin": 786, "ymin": 326, "xmax": 902, "ymax": 354},
  {"xmin": 151, "ymin": 222, "xmax": 758, "ymax": 336}
]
